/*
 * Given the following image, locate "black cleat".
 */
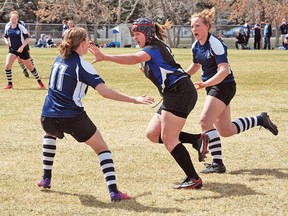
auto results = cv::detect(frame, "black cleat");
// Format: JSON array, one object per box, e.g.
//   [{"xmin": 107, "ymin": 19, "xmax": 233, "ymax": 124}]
[
  {"xmin": 23, "ymin": 69, "xmax": 29, "ymax": 78},
  {"xmin": 173, "ymin": 176, "xmax": 203, "ymax": 189},
  {"xmin": 260, "ymin": 112, "xmax": 278, "ymax": 136},
  {"xmin": 195, "ymin": 133, "xmax": 209, "ymax": 162},
  {"xmin": 201, "ymin": 163, "xmax": 226, "ymax": 174}
]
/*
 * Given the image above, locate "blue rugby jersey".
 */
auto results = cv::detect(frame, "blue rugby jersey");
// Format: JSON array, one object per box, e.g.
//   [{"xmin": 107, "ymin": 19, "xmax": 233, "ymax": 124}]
[
  {"xmin": 4, "ymin": 23, "xmax": 29, "ymax": 51},
  {"xmin": 192, "ymin": 33, "xmax": 235, "ymax": 84},
  {"xmin": 142, "ymin": 39, "xmax": 189, "ymax": 94},
  {"xmin": 42, "ymin": 52, "xmax": 104, "ymax": 118}
]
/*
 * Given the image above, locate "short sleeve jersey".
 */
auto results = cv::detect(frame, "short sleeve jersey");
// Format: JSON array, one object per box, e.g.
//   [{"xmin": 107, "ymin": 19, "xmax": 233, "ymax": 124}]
[
  {"xmin": 4, "ymin": 23, "xmax": 29, "ymax": 51},
  {"xmin": 142, "ymin": 39, "xmax": 189, "ymax": 94},
  {"xmin": 192, "ymin": 33, "xmax": 234, "ymax": 84},
  {"xmin": 42, "ymin": 52, "xmax": 104, "ymax": 118}
]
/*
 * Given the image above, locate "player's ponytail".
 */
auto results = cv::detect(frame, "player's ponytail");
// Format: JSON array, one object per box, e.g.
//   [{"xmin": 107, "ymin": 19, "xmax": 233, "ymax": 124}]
[
  {"xmin": 155, "ymin": 20, "xmax": 173, "ymax": 41},
  {"xmin": 191, "ymin": 7, "xmax": 215, "ymax": 30},
  {"xmin": 59, "ymin": 27, "xmax": 87, "ymax": 59}
]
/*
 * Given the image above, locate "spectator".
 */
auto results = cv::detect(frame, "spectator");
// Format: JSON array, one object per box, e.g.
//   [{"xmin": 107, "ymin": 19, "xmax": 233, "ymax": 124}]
[
  {"xmin": 62, "ymin": 19, "xmax": 67, "ymax": 35},
  {"xmin": 263, "ymin": 19, "xmax": 272, "ymax": 50},
  {"xmin": 243, "ymin": 19, "xmax": 251, "ymax": 47},
  {"xmin": 284, "ymin": 34, "xmax": 288, "ymax": 50},
  {"xmin": 235, "ymin": 30, "xmax": 245, "ymax": 50},
  {"xmin": 35, "ymin": 34, "xmax": 47, "ymax": 48},
  {"xmin": 62, "ymin": 19, "xmax": 74, "ymax": 38},
  {"xmin": 279, "ymin": 18, "xmax": 288, "ymax": 47},
  {"xmin": 46, "ymin": 34, "xmax": 56, "ymax": 48},
  {"xmin": 253, "ymin": 19, "xmax": 262, "ymax": 50}
]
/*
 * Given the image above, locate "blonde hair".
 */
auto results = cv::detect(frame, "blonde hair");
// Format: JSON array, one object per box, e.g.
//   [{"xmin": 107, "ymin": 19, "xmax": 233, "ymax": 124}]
[
  {"xmin": 9, "ymin": 11, "xmax": 19, "ymax": 19},
  {"xmin": 191, "ymin": 8, "xmax": 215, "ymax": 30},
  {"xmin": 59, "ymin": 27, "xmax": 87, "ymax": 59},
  {"xmin": 155, "ymin": 20, "xmax": 173, "ymax": 41}
]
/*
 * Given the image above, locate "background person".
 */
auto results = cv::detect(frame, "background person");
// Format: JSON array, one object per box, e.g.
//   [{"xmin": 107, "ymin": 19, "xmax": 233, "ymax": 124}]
[
  {"xmin": 90, "ymin": 17, "xmax": 209, "ymax": 190},
  {"xmin": 46, "ymin": 34, "xmax": 56, "ymax": 48},
  {"xmin": 62, "ymin": 19, "xmax": 74, "ymax": 38},
  {"xmin": 284, "ymin": 34, "xmax": 288, "ymax": 50},
  {"xmin": 3, "ymin": 11, "xmax": 45, "ymax": 89},
  {"xmin": 38, "ymin": 27, "xmax": 154, "ymax": 202},
  {"xmin": 186, "ymin": 8, "xmax": 278, "ymax": 174},
  {"xmin": 235, "ymin": 30, "xmax": 245, "ymax": 50},
  {"xmin": 253, "ymin": 18, "xmax": 262, "ymax": 50},
  {"xmin": 263, "ymin": 19, "xmax": 272, "ymax": 50},
  {"xmin": 243, "ymin": 19, "xmax": 251, "ymax": 48},
  {"xmin": 35, "ymin": 34, "xmax": 47, "ymax": 48},
  {"xmin": 5, "ymin": 10, "xmax": 31, "ymax": 78},
  {"xmin": 279, "ymin": 18, "xmax": 288, "ymax": 47}
]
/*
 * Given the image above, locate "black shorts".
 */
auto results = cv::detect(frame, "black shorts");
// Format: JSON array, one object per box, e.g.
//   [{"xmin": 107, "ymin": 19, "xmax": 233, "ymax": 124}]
[
  {"xmin": 205, "ymin": 82, "xmax": 236, "ymax": 105},
  {"xmin": 9, "ymin": 47, "xmax": 30, "ymax": 60},
  {"xmin": 157, "ymin": 77, "xmax": 198, "ymax": 118},
  {"xmin": 41, "ymin": 111, "xmax": 97, "ymax": 142}
]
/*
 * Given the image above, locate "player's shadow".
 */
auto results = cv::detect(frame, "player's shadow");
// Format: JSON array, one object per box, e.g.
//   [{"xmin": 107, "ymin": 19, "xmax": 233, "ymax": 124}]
[
  {"xmin": 228, "ymin": 168, "xmax": 288, "ymax": 180},
  {"xmin": 175, "ymin": 181, "xmax": 264, "ymax": 201},
  {"xmin": 177, "ymin": 168, "xmax": 288, "ymax": 201},
  {"xmin": 41, "ymin": 190, "xmax": 182, "ymax": 214}
]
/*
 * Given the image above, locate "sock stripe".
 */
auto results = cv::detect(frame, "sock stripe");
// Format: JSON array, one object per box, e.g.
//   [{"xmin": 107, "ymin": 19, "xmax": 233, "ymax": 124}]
[
  {"xmin": 103, "ymin": 167, "xmax": 115, "ymax": 173},
  {"xmin": 98, "ymin": 151, "xmax": 118, "ymax": 193},
  {"xmin": 43, "ymin": 144, "xmax": 56, "ymax": 149},
  {"xmin": 206, "ymin": 129, "xmax": 223, "ymax": 164},
  {"xmin": 43, "ymin": 149, "xmax": 56, "ymax": 154},
  {"xmin": 31, "ymin": 68, "xmax": 40, "ymax": 81},
  {"xmin": 233, "ymin": 116, "xmax": 258, "ymax": 133},
  {"xmin": 100, "ymin": 159, "xmax": 113, "ymax": 166}
]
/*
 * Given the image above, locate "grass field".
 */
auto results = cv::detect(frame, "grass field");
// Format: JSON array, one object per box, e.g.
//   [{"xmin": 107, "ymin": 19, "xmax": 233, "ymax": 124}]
[{"xmin": 0, "ymin": 46, "xmax": 287, "ymax": 216}]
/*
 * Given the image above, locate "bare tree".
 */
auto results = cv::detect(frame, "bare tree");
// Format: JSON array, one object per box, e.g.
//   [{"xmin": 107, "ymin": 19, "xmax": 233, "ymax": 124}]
[
  {"xmin": 211, "ymin": 0, "xmax": 288, "ymax": 47},
  {"xmin": 36, "ymin": 0, "xmax": 115, "ymax": 44},
  {"xmin": 0, "ymin": 0, "xmax": 23, "ymax": 16}
]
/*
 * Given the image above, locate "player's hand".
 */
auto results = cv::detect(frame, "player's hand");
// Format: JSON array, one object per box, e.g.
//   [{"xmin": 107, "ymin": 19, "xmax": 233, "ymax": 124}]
[
  {"xmin": 194, "ymin": 81, "xmax": 206, "ymax": 90},
  {"xmin": 133, "ymin": 95, "xmax": 155, "ymax": 105},
  {"xmin": 17, "ymin": 47, "xmax": 24, "ymax": 53},
  {"xmin": 88, "ymin": 43, "xmax": 103, "ymax": 63}
]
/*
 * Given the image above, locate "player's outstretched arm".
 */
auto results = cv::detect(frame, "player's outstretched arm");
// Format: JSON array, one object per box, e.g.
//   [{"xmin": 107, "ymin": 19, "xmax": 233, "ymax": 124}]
[
  {"xmin": 89, "ymin": 43, "xmax": 151, "ymax": 65},
  {"xmin": 95, "ymin": 83, "xmax": 154, "ymax": 105}
]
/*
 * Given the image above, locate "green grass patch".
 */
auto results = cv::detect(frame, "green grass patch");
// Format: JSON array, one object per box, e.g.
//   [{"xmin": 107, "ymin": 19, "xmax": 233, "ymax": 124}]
[{"xmin": 0, "ymin": 47, "xmax": 287, "ymax": 216}]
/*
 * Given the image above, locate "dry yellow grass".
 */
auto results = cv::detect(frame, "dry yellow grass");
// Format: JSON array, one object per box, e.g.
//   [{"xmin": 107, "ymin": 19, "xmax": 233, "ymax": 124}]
[{"xmin": 0, "ymin": 47, "xmax": 287, "ymax": 216}]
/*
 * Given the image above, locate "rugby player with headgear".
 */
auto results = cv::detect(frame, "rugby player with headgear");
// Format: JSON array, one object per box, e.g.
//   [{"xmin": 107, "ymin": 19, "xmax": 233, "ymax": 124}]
[{"xmin": 89, "ymin": 17, "xmax": 209, "ymax": 189}]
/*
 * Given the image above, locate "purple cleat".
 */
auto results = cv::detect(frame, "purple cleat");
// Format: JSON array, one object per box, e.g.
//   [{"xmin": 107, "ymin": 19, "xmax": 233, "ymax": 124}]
[
  {"xmin": 37, "ymin": 177, "xmax": 51, "ymax": 189},
  {"xmin": 110, "ymin": 191, "xmax": 130, "ymax": 202}
]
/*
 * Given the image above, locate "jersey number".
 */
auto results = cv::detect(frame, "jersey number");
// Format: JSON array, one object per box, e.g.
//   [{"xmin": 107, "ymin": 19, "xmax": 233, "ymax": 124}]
[{"xmin": 49, "ymin": 62, "xmax": 68, "ymax": 91}]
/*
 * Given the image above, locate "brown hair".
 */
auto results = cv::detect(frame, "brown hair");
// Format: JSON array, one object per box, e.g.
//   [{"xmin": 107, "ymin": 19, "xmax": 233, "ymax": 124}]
[
  {"xmin": 191, "ymin": 7, "xmax": 215, "ymax": 30},
  {"xmin": 58, "ymin": 27, "xmax": 87, "ymax": 59},
  {"xmin": 155, "ymin": 20, "xmax": 173, "ymax": 41}
]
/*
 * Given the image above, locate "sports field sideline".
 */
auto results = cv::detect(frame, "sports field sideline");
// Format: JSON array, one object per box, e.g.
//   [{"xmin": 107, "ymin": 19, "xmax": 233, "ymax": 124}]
[{"xmin": 0, "ymin": 47, "xmax": 287, "ymax": 215}]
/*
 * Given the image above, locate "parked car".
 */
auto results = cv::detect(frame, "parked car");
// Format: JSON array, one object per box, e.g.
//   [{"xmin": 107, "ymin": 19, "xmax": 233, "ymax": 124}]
[{"xmin": 223, "ymin": 27, "xmax": 243, "ymax": 38}]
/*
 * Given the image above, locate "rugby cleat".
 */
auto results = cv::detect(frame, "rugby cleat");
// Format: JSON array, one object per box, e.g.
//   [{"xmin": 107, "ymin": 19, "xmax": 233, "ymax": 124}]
[
  {"xmin": 173, "ymin": 177, "xmax": 202, "ymax": 189},
  {"xmin": 110, "ymin": 191, "xmax": 130, "ymax": 202},
  {"xmin": 37, "ymin": 177, "xmax": 51, "ymax": 189},
  {"xmin": 38, "ymin": 81, "xmax": 46, "ymax": 89},
  {"xmin": 23, "ymin": 69, "xmax": 29, "ymax": 78},
  {"xmin": 200, "ymin": 162, "xmax": 226, "ymax": 174},
  {"xmin": 195, "ymin": 133, "xmax": 209, "ymax": 162},
  {"xmin": 260, "ymin": 112, "xmax": 278, "ymax": 136},
  {"xmin": 4, "ymin": 84, "xmax": 13, "ymax": 90}
]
